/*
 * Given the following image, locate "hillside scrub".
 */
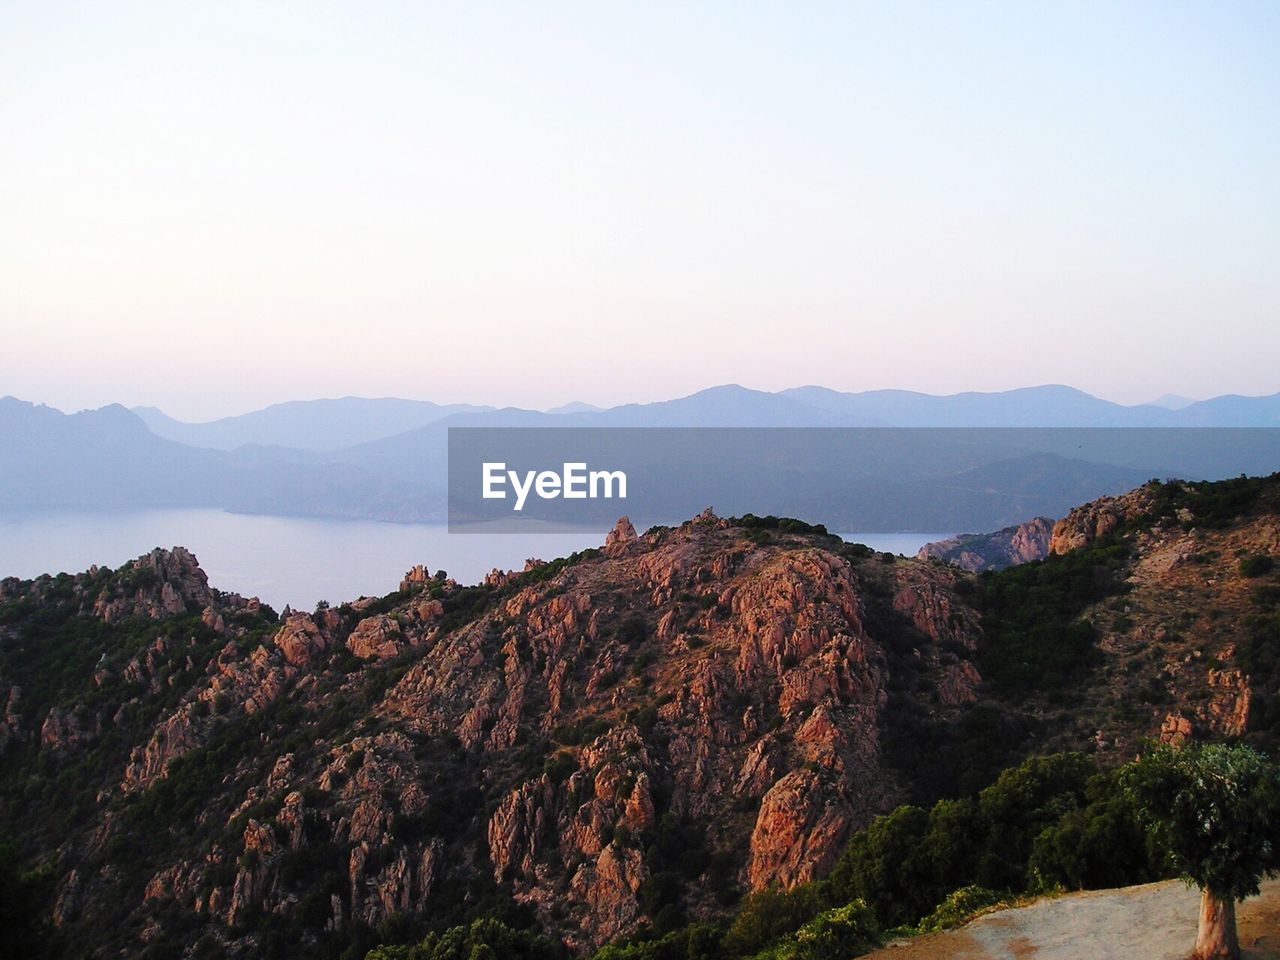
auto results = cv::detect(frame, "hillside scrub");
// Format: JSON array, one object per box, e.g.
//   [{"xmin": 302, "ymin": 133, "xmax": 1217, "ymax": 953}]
[{"xmin": 585, "ymin": 752, "xmax": 1174, "ymax": 960}]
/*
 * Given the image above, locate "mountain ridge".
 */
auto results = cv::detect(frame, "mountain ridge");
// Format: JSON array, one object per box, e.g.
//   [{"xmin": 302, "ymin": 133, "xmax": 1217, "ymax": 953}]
[
  {"xmin": 6, "ymin": 392, "xmax": 1280, "ymax": 527},
  {"xmin": 118, "ymin": 384, "xmax": 1280, "ymax": 451}
]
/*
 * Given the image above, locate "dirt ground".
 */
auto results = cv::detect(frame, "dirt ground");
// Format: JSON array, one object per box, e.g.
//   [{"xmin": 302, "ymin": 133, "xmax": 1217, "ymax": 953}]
[{"xmin": 861, "ymin": 879, "xmax": 1280, "ymax": 960}]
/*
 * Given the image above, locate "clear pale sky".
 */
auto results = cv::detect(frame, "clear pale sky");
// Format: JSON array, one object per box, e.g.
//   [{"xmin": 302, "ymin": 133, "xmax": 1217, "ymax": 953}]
[{"xmin": 2, "ymin": 1, "xmax": 1277, "ymax": 420}]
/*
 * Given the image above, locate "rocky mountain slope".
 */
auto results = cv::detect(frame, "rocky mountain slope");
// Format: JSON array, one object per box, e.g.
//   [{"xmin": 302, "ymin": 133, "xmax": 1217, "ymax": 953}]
[
  {"xmin": 1028, "ymin": 476, "xmax": 1280, "ymax": 756},
  {"xmin": 1, "ymin": 475, "xmax": 1278, "ymax": 959},
  {"xmin": 0, "ymin": 512, "xmax": 987, "ymax": 958}
]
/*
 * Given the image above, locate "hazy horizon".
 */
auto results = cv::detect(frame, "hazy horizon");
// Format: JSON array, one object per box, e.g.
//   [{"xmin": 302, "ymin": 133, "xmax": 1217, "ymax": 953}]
[
  {"xmin": 8, "ymin": 380, "xmax": 1280, "ymax": 423},
  {"xmin": 4, "ymin": 2, "xmax": 1279, "ymax": 421}
]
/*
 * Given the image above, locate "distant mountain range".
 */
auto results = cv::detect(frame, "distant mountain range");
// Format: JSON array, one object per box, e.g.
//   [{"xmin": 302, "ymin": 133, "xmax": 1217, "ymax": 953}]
[
  {"xmin": 133, "ymin": 397, "xmax": 493, "ymax": 451},
  {"xmin": 2, "ymin": 384, "xmax": 1279, "ymax": 528},
  {"xmin": 138, "ymin": 384, "xmax": 1280, "ymax": 450}
]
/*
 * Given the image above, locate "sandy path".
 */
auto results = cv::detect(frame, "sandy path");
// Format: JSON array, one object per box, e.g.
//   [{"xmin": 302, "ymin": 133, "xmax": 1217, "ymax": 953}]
[{"xmin": 862, "ymin": 879, "xmax": 1280, "ymax": 960}]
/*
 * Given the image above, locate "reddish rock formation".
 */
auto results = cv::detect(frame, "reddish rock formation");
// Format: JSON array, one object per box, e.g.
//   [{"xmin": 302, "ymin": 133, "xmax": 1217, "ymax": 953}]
[
  {"xmin": 400, "ymin": 564, "xmax": 430, "ymax": 591},
  {"xmin": 604, "ymin": 516, "xmax": 638, "ymax": 554},
  {"xmin": 7, "ymin": 477, "xmax": 1280, "ymax": 957},
  {"xmin": 1159, "ymin": 712, "xmax": 1193, "ymax": 745},
  {"xmin": 273, "ymin": 612, "xmax": 329, "ymax": 668},
  {"xmin": 570, "ymin": 843, "xmax": 646, "ymax": 943},
  {"xmin": 1050, "ymin": 487, "xmax": 1156, "ymax": 555},
  {"xmin": 346, "ymin": 614, "xmax": 405, "ymax": 660},
  {"xmin": 1201, "ymin": 668, "xmax": 1251, "ymax": 737},
  {"xmin": 917, "ymin": 517, "xmax": 1055, "ymax": 571},
  {"xmin": 41, "ymin": 706, "xmax": 97, "ymax": 751},
  {"xmin": 92, "ymin": 547, "xmax": 214, "ymax": 622},
  {"xmin": 747, "ymin": 769, "xmax": 852, "ymax": 890}
]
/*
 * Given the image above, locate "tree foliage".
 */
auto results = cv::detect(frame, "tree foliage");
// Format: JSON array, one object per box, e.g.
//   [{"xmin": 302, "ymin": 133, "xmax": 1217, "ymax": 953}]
[
  {"xmin": 1122, "ymin": 742, "xmax": 1280, "ymax": 900},
  {"xmin": 0, "ymin": 836, "xmax": 60, "ymax": 959},
  {"xmin": 365, "ymin": 917, "xmax": 564, "ymax": 960}
]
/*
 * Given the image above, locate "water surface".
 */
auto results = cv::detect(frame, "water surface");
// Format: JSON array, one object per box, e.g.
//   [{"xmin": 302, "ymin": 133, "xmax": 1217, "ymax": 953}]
[{"xmin": 0, "ymin": 508, "xmax": 949, "ymax": 611}]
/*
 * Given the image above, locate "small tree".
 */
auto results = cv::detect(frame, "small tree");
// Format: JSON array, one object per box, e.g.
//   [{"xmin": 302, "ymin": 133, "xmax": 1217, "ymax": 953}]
[{"xmin": 1122, "ymin": 742, "xmax": 1280, "ymax": 960}]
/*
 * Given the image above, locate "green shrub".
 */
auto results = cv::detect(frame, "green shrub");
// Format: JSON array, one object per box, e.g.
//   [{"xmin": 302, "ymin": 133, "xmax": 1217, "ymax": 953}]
[
  {"xmin": 828, "ymin": 806, "xmax": 933, "ymax": 926},
  {"xmin": 723, "ymin": 886, "xmax": 831, "ymax": 957},
  {"xmin": 1240, "ymin": 554, "xmax": 1275, "ymax": 578},
  {"xmin": 759, "ymin": 900, "xmax": 878, "ymax": 960},
  {"xmin": 365, "ymin": 916, "xmax": 563, "ymax": 960},
  {"xmin": 733, "ymin": 515, "xmax": 831, "ymax": 538},
  {"xmin": 0, "ymin": 836, "xmax": 60, "ymax": 959},
  {"xmin": 1027, "ymin": 770, "xmax": 1166, "ymax": 892},
  {"xmin": 975, "ymin": 538, "xmax": 1129, "ymax": 694},
  {"xmin": 975, "ymin": 753, "xmax": 1094, "ymax": 889},
  {"xmin": 543, "ymin": 751, "xmax": 578, "ymax": 784},
  {"xmin": 916, "ymin": 886, "xmax": 1004, "ymax": 933}
]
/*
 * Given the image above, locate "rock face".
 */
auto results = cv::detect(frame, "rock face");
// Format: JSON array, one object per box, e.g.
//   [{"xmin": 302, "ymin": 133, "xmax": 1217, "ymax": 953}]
[
  {"xmin": 274, "ymin": 612, "xmax": 329, "ymax": 667},
  {"xmin": 346, "ymin": 614, "xmax": 404, "ymax": 660},
  {"xmin": 41, "ymin": 706, "xmax": 97, "ymax": 751},
  {"xmin": 1202, "ymin": 668, "xmax": 1251, "ymax": 737},
  {"xmin": 1050, "ymin": 486, "xmax": 1157, "ymax": 555},
  {"xmin": 373, "ymin": 519, "xmax": 982, "ymax": 946},
  {"xmin": 604, "ymin": 516, "xmax": 638, "ymax": 553},
  {"xmin": 92, "ymin": 547, "xmax": 215, "ymax": 622},
  {"xmin": 747, "ymin": 769, "xmax": 853, "ymax": 889},
  {"xmin": 917, "ymin": 517, "xmax": 1055, "ymax": 571}
]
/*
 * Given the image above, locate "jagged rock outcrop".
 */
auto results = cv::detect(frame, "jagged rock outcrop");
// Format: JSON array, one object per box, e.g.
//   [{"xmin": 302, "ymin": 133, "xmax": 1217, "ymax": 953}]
[
  {"xmin": 604, "ymin": 516, "xmax": 638, "ymax": 553},
  {"xmin": 41, "ymin": 706, "xmax": 98, "ymax": 751},
  {"xmin": 1050, "ymin": 487, "xmax": 1157, "ymax": 555},
  {"xmin": 892, "ymin": 567, "xmax": 977, "ymax": 650},
  {"xmin": 917, "ymin": 517, "xmax": 1055, "ymax": 571},
  {"xmin": 400, "ymin": 564, "xmax": 430, "ymax": 591},
  {"xmin": 227, "ymin": 819, "xmax": 279, "ymax": 927},
  {"xmin": 747, "ymin": 769, "xmax": 852, "ymax": 889},
  {"xmin": 570, "ymin": 843, "xmax": 646, "ymax": 943},
  {"xmin": 1201, "ymin": 668, "xmax": 1251, "ymax": 737},
  {"xmin": 93, "ymin": 547, "xmax": 214, "ymax": 622},
  {"xmin": 274, "ymin": 612, "xmax": 329, "ymax": 667},
  {"xmin": 489, "ymin": 775, "xmax": 559, "ymax": 883},
  {"xmin": 1159, "ymin": 712, "xmax": 1193, "ymax": 745},
  {"xmin": 346, "ymin": 614, "xmax": 405, "ymax": 660}
]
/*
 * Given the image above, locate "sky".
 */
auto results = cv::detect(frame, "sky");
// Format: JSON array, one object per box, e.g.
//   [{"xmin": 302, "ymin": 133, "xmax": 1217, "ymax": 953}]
[{"xmin": 2, "ymin": 1, "xmax": 1278, "ymax": 421}]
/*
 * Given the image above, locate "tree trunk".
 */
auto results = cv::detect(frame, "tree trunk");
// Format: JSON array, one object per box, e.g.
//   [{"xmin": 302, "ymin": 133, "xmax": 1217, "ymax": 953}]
[{"xmin": 1195, "ymin": 888, "xmax": 1239, "ymax": 960}]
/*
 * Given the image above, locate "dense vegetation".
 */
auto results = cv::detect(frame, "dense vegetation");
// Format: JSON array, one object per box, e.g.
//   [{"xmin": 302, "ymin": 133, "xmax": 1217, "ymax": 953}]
[
  {"xmin": 0, "ymin": 833, "xmax": 61, "ymax": 959},
  {"xmin": 1140, "ymin": 473, "xmax": 1280, "ymax": 530},
  {"xmin": 972, "ymin": 536, "xmax": 1129, "ymax": 696},
  {"xmin": 729, "ymin": 516, "xmax": 833, "ymax": 538},
  {"xmin": 580, "ymin": 751, "xmax": 1175, "ymax": 960},
  {"xmin": 364, "ymin": 917, "xmax": 566, "ymax": 960}
]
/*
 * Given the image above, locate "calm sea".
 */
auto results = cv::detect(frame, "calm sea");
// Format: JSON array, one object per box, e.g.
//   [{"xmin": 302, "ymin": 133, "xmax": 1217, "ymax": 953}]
[{"xmin": 0, "ymin": 508, "xmax": 950, "ymax": 611}]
